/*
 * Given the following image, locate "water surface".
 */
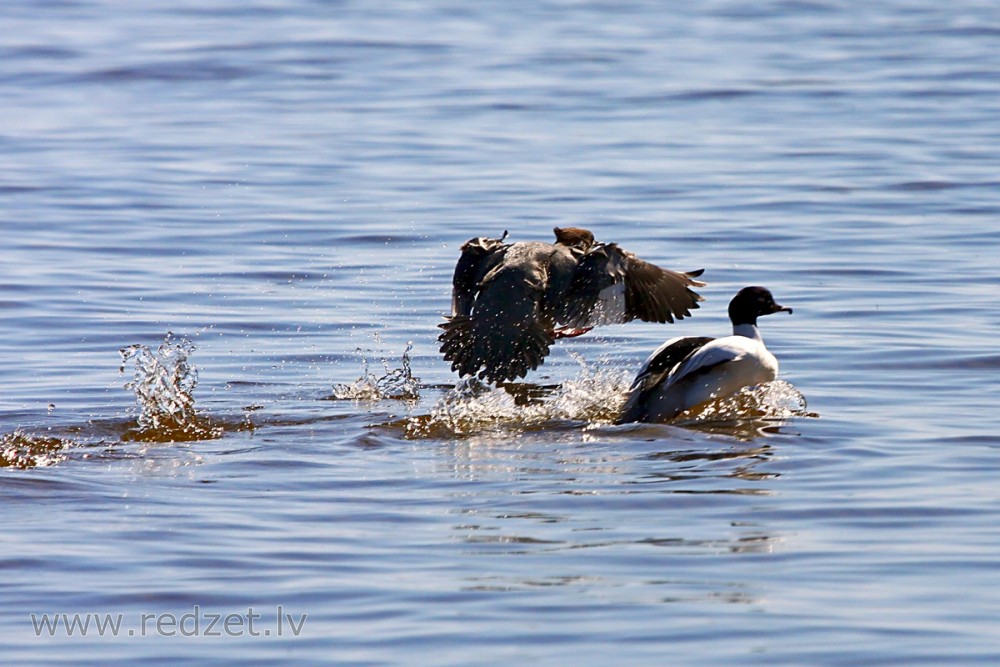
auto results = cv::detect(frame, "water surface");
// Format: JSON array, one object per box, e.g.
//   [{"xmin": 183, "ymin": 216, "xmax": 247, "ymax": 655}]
[{"xmin": 3, "ymin": 1, "xmax": 1000, "ymax": 664}]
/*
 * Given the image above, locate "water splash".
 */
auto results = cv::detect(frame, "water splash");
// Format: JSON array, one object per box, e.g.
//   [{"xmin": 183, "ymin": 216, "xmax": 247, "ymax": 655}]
[
  {"xmin": 406, "ymin": 354, "xmax": 631, "ymax": 438},
  {"xmin": 332, "ymin": 341, "xmax": 420, "ymax": 401},
  {"xmin": 406, "ymin": 349, "xmax": 810, "ymax": 439},
  {"xmin": 119, "ymin": 333, "xmax": 221, "ymax": 442},
  {"xmin": 673, "ymin": 380, "xmax": 812, "ymax": 426},
  {"xmin": 0, "ymin": 430, "xmax": 67, "ymax": 469}
]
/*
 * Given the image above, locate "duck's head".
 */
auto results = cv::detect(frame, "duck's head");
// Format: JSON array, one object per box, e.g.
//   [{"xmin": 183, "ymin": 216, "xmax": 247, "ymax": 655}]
[
  {"xmin": 728, "ymin": 286, "xmax": 792, "ymax": 326},
  {"xmin": 553, "ymin": 227, "xmax": 595, "ymax": 251}
]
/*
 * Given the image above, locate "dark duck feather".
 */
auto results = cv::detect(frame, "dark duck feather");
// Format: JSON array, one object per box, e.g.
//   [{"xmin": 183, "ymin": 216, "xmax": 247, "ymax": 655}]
[{"xmin": 439, "ymin": 227, "xmax": 706, "ymax": 384}]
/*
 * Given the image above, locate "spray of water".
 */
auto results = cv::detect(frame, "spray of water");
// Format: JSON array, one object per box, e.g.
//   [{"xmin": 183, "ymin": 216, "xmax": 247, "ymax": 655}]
[
  {"xmin": 332, "ymin": 341, "xmax": 420, "ymax": 401},
  {"xmin": 119, "ymin": 333, "xmax": 221, "ymax": 442},
  {"xmin": 406, "ymin": 351, "xmax": 810, "ymax": 439},
  {"xmin": 405, "ymin": 354, "xmax": 632, "ymax": 438},
  {"xmin": 673, "ymin": 380, "xmax": 810, "ymax": 424}
]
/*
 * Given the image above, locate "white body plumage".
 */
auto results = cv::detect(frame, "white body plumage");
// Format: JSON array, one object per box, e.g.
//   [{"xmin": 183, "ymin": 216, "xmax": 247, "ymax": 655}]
[{"xmin": 618, "ymin": 287, "xmax": 791, "ymax": 424}]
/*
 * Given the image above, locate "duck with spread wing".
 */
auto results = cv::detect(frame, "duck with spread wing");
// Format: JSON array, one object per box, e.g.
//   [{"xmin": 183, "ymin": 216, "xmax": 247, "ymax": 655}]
[{"xmin": 438, "ymin": 227, "xmax": 706, "ymax": 384}]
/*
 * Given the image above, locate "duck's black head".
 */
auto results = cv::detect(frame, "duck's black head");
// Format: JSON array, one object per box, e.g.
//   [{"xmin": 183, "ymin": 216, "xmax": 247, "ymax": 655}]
[{"xmin": 728, "ymin": 286, "xmax": 792, "ymax": 326}]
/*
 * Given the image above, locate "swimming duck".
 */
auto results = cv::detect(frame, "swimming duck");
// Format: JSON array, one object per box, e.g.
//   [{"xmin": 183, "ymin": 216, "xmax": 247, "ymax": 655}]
[
  {"xmin": 438, "ymin": 227, "xmax": 706, "ymax": 384},
  {"xmin": 617, "ymin": 286, "xmax": 791, "ymax": 423}
]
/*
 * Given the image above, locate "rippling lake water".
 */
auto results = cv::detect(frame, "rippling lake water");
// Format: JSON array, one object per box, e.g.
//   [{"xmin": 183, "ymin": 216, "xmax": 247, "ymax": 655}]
[{"xmin": 3, "ymin": 1, "xmax": 1000, "ymax": 664}]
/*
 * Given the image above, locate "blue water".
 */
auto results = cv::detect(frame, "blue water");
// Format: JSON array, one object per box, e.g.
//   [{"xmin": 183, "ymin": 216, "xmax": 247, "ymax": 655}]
[{"xmin": 3, "ymin": 1, "xmax": 1000, "ymax": 664}]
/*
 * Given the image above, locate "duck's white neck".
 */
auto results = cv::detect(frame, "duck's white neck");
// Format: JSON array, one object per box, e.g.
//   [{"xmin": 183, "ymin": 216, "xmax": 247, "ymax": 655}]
[{"xmin": 733, "ymin": 322, "xmax": 763, "ymax": 342}]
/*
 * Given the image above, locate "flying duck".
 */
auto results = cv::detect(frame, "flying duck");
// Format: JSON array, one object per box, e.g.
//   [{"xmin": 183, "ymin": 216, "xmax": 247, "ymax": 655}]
[
  {"xmin": 617, "ymin": 286, "xmax": 792, "ymax": 423},
  {"xmin": 439, "ymin": 227, "xmax": 706, "ymax": 384}
]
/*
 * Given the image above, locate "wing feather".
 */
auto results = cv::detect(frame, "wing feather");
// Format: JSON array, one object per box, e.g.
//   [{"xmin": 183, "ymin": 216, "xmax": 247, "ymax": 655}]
[
  {"xmin": 630, "ymin": 336, "xmax": 716, "ymax": 392},
  {"xmin": 622, "ymin": 251, "xmax": 705, "ymax": 324},
  {"xmin": 556, "ymin": 243, "xmax": 705, "ymax": 328},
  {"xmin": 662, "ymin": 338, "xmax": 750, "ymax": 391},
  {"xmin": 617, "ymin": 336, "xmax": 714, "ymax": 423},
  {"xmin": 450, "ymin": 234, "xmax": 508, "ymax": 317}
]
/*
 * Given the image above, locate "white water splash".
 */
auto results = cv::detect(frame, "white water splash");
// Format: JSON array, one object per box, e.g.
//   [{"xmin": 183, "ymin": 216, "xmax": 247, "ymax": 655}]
[
  {"xmin": 119, "ymin": 333, "xmax": 219, "ymax": 440},
  {"xmin": 672, "ymin": 380, "xmax": 810, "ymax": 425},
  {"xmin": 408, "ymin": 354, "xmax": 631, "ymax": 437},
  {"xmin": 333, "ymin": 341, "xmax": 420, "ymax": 401},
  {"xmin": 407, "ymin": 352, "xmax": 809, "ymax": 438}
]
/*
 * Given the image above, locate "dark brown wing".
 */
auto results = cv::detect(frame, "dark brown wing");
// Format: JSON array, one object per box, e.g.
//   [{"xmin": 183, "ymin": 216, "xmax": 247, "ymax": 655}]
[
  {"xmin": 551, "ymin": 243, "xmax": 621, "ymax": 327},
  {"xmin": 556, "ymin": 243, "xmax": 705, "ymax": 328},
  {"xmin": 449, "ymin": 233, "xmax": 507, "ymax": 317},
  {"xmin": 621, "ymin": 248, "xmax": 705, "ymax": 324}
]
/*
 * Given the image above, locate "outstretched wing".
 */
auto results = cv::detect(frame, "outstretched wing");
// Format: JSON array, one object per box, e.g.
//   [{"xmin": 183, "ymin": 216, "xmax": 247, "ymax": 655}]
[
  {"xmin": 449, "ymin": 232, "xmax": 508, "ymax": 316},
  {"xmin": 621, "ymin": 248, "xmax": 705, "ymax": 324},
  {"xmin": 556, "ymin": 243, "xmax": 705, "ymax": 328}
]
